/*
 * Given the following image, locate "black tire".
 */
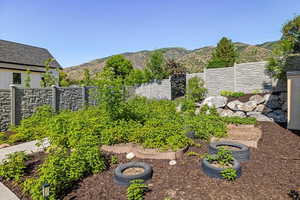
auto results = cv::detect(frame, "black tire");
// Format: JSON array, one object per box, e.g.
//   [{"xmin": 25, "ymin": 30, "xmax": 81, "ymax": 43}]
[
  {"xmin": 113, "ymin": 162, "xmax": 153, "ymax": 186},
  {"xmin": 201, "ymin": 157, "xmax": 241, "ymax": 179},
  {"xmin": 209, "ymin": 141, "xmax": 250, "ymax": 162}
]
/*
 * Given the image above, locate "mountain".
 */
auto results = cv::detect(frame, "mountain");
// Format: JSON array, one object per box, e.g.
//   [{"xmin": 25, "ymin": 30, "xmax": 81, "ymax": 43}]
[{"xmin": 64, "ymin": 42, "xmax": 275, "ymax": 80}]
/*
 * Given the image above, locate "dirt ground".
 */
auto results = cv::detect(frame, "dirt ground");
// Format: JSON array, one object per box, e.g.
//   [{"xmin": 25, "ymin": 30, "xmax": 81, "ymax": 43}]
[{"xmin": 3, "ymin": 122, "xmax": 300, "ymax": 200}]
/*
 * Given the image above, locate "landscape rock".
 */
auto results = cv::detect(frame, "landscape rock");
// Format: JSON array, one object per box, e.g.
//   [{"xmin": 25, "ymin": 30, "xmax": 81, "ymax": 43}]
[
  {"xmin": 267, "ymin": 110, "xmax": 287, "ymax": 123},
  {"xmin": 126, "ymin": 152, "xmax": 135, "ymax": 160},
  {"xmin": 227, "ymin": 100, "xmax": 243, "ymax": 111},
  {"xmin": 281, "ymin": 102, "xmax": 288, "ymax": 112},
  {"xmin": 232, "ymin": 111, "xmax": 246, "ymax": 118},
  {"xmin": 237, "ymin": 101, "xmax": 257, "ymax": 112},
  {"xmin": 0, "ymin": 144, "xmax": 10, "ymax": 149},
  {"xmin": 202, "ymin": 96, "xmax": 228, "ymax": 108},
  {"xmin": 255, "ymin": 104, "xmax": 272, "ymax": 113},
  {"xmin": 265, "ymin": 95, "xmax": 281, "ymax": 109},
  {"xmin": 247, "ymin": 112, "xmax": 273, "ymax": 122},
  {"xmin": 249, "ymin": 95, "xmax": 265, "ymax": 104},
  {"xmin": 279, "ymin": 92, "xmax": 287, "ymax": 104},
  {"xmin": 219, "ymin": 109, "xmax": 234, "ymax": 117}
]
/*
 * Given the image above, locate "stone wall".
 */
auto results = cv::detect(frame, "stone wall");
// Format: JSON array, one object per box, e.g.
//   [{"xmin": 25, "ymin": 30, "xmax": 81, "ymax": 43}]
[
  {"xmin": 0, "ymin": 90, "xmax": 11, "ymax": 131},
  {"xmin": 57, "ymin": 87, "xmax": 84, "ymax": 111}
]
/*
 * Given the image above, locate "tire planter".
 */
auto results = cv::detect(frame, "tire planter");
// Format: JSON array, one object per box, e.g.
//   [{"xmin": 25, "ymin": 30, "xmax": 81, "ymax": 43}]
[
  {"xmin": 201, "ymin": 157, "xmax": 242, "ymax": 179},
  {"xmin": 209, "ymin": 141, "xmax": 250, "ymax": 162},
  {"xmin": 113, "ymin": 162, "xmax": 153, "ymax": 186}
]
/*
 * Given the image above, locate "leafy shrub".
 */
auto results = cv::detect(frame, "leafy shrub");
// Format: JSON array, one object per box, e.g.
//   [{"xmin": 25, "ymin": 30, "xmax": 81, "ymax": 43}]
[
  {"xmin": 0, "ymin": 152, "xmax": 28, "ymax": 182},
  {"xmin": 205, "ymin": 147, "xmax": 234, "ymax": 167},
  {"xmin": 104, "ymin": 55, "xmax": 133, "ymax": 80},
  {"xmin": 220, "ymin": 168, "xmax": 237, "ymax": 181},
  {"xmin": 199, "ymin": 105, "xmax": 219, "ymax": 116},
  {"xmin": 220, "ymin": 91, "xmax": 245, "ymax": 98},
  {"xmin": 127, "ymin": 179, "xmax": 148, "ymax": 200},
  {"xmin": 221, "ymin": 116, "xmax": 257, "ymax": 125},
  {"xmin": 9, "ymin": 106, "xmax": 54, "ymax": 143},
  {"xmin": 110, "ymin": 155, "xmax": 118, "ymax": 165},
  {"xmin": 0, "ymin": 132, "xmax": 8, "ymax": 144},
  {"xmin": 186, "ymin": 77, "xmax": 207, "ymax": 102}
]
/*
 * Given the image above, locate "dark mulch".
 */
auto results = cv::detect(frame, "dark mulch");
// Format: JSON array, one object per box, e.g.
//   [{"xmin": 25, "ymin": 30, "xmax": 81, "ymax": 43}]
[
  {"xmin": 1, "ymin": 152, "xmax": 47, "ymax": 200},
  {"xmin": 227, "ymin": 93, "xmax": 267, "ymax": 103},
  {"xmin": 64, "ymin": 122, "xmax": 300, "ymax": 200},
  {"xmin": 3, "ymin": 122, "xmax": 300, "ymax": 200}
]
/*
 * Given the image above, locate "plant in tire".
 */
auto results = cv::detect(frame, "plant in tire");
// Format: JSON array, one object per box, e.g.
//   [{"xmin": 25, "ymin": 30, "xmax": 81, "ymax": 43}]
[
  {"xmin": 220, "ymin": 168, "xmax": 237, "ymax": 181},
  {"xmin": 127, "ymin": 179, "xmax": 148, "ymax": 200},
  {"xmin": 205, "ymin": 147, "xmax": 234, "ymax": 167}
]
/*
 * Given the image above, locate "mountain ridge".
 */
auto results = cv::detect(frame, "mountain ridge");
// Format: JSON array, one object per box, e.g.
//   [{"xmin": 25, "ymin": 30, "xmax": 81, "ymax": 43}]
[{"xmin": 64, "ymin": 41, "xmax": 277, "ymax": 80}]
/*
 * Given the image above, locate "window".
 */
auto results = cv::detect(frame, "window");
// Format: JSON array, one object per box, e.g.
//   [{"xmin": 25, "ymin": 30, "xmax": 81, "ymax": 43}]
[{"xmin": 13, "ymin": 73, "xmax": 21, "ymax": 84}]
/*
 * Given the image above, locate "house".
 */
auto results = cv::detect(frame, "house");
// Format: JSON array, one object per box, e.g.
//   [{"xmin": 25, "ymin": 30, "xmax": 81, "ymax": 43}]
[
  {"xmin": 0, "ymin": 39, "xmax": 61, "ymax": 89},
  {"xmin": 287, "ymin": 70, "xmax": 300, "ymax": 130}
]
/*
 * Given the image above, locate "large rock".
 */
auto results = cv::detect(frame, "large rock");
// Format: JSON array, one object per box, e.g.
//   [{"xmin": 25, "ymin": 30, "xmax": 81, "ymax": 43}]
[
  {"xmin": 232, "ymin": 111, "xmax": 246, "ymax": 118},
  {"xmin": 265, "ymin": 95, "xmax": 281, "ymax": 109},
  {"xmin": 247, "ymin": 112, "xmax": 273, "ymax": 122},
  {"xmin": 202, "ymin": 96, "xmax": 228, "ymax": 108},
  {"xmin": 227, "ymin": 100, "xmax": 243, "ymax": 111},
  {"xmin": 267, "ymin": 110, "xmax": 287, "ymax": 123},
  {"xmin": 219, "ymin": 109, "xmax": 234, "ymax": 117},
  {"xmin": 237, "ymin": 101, "xmax": 257, "ymax": 112},
  {"xmin": 255, "ymin": 104, "xmax": 272, "ymax": 114},
  {"xmin": 249, "ymin": 95, "xmax": 265, "ymax": 104}
]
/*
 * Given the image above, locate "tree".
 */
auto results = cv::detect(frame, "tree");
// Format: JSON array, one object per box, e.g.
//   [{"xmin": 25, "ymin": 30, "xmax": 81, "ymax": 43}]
[
  {"xmin": 104, "ymin": 55, "xmax": 133, "ymax": 80},
  {"xmin": 281, "ymin": 15, "xmax": 300, "ymax": 53},
  {"xmin": 40, "ymin": 58, "xmax": 58, "ymax": 87},
  {"xmin": 24, "ymin": 69, "xmax": 31, "ymax": 88},
  {"xmin": 80, "ymin": 68, "xmax": 93, "ymax": 86},
  {"xmin": 145, "ymin": 50, "xmax": 168, "ymax": 80},
  {"xmin": 165, "ymin": 59, "xmax": 186, "ymax": 75},
  {"xmin": 207, "ymin": 37, "xmax": 237, "ymax": 68},
  {"xmin": 186, "ymin": 77, "xmax": 207, "ymax": 102},
  {"xmin": 58, "ymin": 70, "xmax": 71, "ymax": 87},
  {"xmin": 267, "ymin": 15, "xmax": 300, "ymax": 80}
]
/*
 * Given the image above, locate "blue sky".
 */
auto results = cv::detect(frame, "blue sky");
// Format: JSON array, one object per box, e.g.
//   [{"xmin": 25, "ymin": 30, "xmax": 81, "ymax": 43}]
[{"xmin": 0, "ymin": 0, "xmax": 299, "ymax": 67}]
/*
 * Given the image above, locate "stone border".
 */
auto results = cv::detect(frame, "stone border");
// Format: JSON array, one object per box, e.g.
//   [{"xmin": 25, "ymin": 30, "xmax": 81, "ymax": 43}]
[{"xmin": 101, "ymin": 143, "xmax": 189, "ymax": 160}]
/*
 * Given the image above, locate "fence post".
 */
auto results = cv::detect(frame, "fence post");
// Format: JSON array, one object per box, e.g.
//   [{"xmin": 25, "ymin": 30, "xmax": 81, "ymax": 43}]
[
  {"xmin": 82, "ymin": 86, "xmax": 87, "ymax": 107},
  {"xmin": 10, "ymin": 84, "xmax": 16, "ymax": 126},
  {"xmin": 52, "ymin": 85, "xmax": 58, "ymax": 113}
]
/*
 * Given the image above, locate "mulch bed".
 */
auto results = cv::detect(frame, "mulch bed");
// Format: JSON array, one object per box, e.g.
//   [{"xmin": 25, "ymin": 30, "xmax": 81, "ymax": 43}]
[{"xmin": 3, "ymin": 122, "xmax": 300, "ymax": 200}]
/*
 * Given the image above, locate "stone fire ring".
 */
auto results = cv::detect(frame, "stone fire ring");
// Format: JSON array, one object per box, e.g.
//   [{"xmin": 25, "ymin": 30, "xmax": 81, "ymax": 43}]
[{"xmin": 101, "ymin": 143, "xmax": 189, "ymax": 160}]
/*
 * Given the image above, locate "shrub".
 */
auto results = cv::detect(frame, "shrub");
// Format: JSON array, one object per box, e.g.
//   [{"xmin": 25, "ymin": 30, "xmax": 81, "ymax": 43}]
[
  {"xmin": 221, "ymin": 116, "xmax": 257, "ymax": 125},
  {"xmin": 205, "ymin": 147, "xmax": 234, "ymax": 167},
  {"xmin": 145, "ymin": 50, "xmax": 168, "ymax": 80},
  {"xmin": 104, "ymin": 55, "xmax": 133, "ymax": 80},
  {"xmin": 9, "ymin": 106, "xmax": 54, "ymax": 143},
  {"xmin": 0, "ymin": 152, "xmax": 28, "ymax": 182},
  {"xmin": 0, "ymin": 132, "xmax": 8, "ymax": 144},
  {"xmin": 127, "ymin": 179, "xmax": 148, "ymax": 200},
  {"xmin": 220, "ymin": 91, "xmax": 245, "ymax": 98},
  {"xmin": 220, "ymin": 168, "xmax": 237, "ymax": 181},
  {"xmin": 186, "ymin": 77, "xmax": 207, "ymax": 102}
]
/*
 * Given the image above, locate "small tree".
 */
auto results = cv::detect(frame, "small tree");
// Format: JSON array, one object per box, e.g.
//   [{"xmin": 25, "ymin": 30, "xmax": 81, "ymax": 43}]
[
  {"xmin": 24, "ymin": 69, "xmax": 31, "ymax": 88},
  {"xmin": 145, "ymin": 50, "xmax": 168, "ymax": 80},
  {"xmin": 80, "ymin": 68, "xmax": 93, "ymax": 86},
  {"xmin": 40, "ymin": 58, "xmax": 58, "ymax": 87},
  {"xmin": 186, "ymin": 77, "xmax": 207, "ymax": 102},
  {"xmin": 267, "ymin": 15, "xmax": 300, "ymax": 80},
  {"xmin": 104, "ymin": 55, "xmax": 133, "ymax": 81},
  {"xmin": 58, "ymin": 70, "xmax": 71, "ymax": 87},
  {"xmin": 207, "ymin": 37, "xmax": 237, "ymax": 68}
]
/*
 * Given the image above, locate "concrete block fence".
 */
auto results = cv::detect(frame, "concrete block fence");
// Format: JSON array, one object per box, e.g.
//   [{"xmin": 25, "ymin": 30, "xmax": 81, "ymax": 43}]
[{"xmin": 0, "ymin": 85, "xmax": 98, "ymax": 132}]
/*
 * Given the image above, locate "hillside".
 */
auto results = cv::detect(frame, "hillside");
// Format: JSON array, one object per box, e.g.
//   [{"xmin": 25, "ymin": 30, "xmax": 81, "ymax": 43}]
[{"xmin": 64, "ymin": 42, "xmax": 275, "ymax": 80}]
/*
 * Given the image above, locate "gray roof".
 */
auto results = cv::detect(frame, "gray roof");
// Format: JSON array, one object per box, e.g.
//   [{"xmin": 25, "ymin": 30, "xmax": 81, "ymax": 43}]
[{"xmin": 0, "ymin": 40, "xmax": 61, "ymax": 68}]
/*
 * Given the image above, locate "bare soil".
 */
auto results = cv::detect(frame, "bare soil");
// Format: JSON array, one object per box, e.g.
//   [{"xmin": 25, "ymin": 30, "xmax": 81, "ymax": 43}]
[
  {"xmin": 122, "ymin": 167, "xmax": 145, "ymax": 176},
  {"xmin": 217, "ymin": 145, "xmax": 241, "ymax": 151},
  {"xmin": 3, "ymin": 122, "xmax": 300, "ymax": 200}
]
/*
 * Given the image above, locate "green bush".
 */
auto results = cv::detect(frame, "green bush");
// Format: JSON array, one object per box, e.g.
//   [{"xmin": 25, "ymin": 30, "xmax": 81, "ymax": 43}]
[
  {"xmin": 0, "ymin": 132, "xmax": 8, "ymax": 144},
  {"xmin": 9, "ymin": 106, "xmax": 54, "ymax": 143},
  {"xmin": 127, "ymin": 179, "xmax": 148, "ymax": 200},
  {"xmin": 0, "ymin": 152, "xmax": 28, "ymax": 182},
  {"xmin": 186, "ymin": 77, "xmax": 207, "ymax": 102},
  {"xmin": 205, "ymin": 147, "xmax": 234, "ymax": 167},
  {"xmin": 220, "ymin": 91, "xmax": 245, "ymax": 98},
  {"xmin": 221, "ymin": 116, "xmax": 257, "ymax": 125},
  {"xmin": 220, "ymin": 168, "xmax": 237, "ymax": 181}
]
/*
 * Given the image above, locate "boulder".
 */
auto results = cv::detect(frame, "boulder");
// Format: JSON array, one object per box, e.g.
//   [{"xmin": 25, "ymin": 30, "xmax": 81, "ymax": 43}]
[
  {"xmin": 249, "ymin": 95, "xmax": 265, "ymax": 104},
  {"xmin": 232, "ymin": 111, "xmax": 246, "ymax": 118},
  {"xmin": 227, "ymin": 100, "xmax": 243, "ymax": 111},
  {"xmin": 267, "ymin": 110, "xmax": 287, "ymax": 123},
  {"xmin": 237, "ymin": 101, "xmax": 257, "ymax": 112},
  {"xmin": 247, "ymin": 112, "xmax": 273, "ymax": 122},
  {"xmin": 219, "ymin": 109, "xmax": 234, "ymax": 117},
  {"xmin": 281, "ymin": 102, "xmax": 288, "ymax": 112},
  {"xmin": 265, "ymin": 95, "xmax": 281, "ymax": 109},
  {"xmin": 279, "ymin": 92, "xmax": 287, "ymax": 104},
  {"xmin": 202, "ymin": 96, "xmax": 228, "ymax": 108},
  {"xmin": 255, "ymin": 104, "xmax": 272, "ymax": 114}
]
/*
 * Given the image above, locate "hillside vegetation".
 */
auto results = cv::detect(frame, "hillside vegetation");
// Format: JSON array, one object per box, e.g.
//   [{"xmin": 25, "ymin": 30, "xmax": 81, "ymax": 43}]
[{"xmin": 64, "ymin": 42, "xmax": 277, "ymax": 81}]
